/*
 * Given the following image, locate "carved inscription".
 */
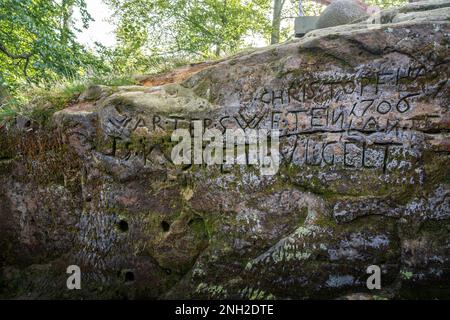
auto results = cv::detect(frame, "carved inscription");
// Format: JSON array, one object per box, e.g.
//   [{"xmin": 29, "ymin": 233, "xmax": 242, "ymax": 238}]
[{"xmin": 98, "ymin": 62, "xmax": 448, "ymax": 175}]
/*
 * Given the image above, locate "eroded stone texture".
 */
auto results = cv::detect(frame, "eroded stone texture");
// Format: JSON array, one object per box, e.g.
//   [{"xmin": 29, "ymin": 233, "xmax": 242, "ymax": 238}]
[
  {"xmin": 316, "ymin": 0, "xmax": 369, "ymax": 29},
  {"xmin": 0, "ymin": 0, "xmax": 449, "ymax": 299}
]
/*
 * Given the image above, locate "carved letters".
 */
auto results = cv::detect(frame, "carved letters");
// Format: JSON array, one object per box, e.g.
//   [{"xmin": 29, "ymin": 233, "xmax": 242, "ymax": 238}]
[{"xmin": 99, "ymin": 62, "xmax": 448, "ymax": 174}]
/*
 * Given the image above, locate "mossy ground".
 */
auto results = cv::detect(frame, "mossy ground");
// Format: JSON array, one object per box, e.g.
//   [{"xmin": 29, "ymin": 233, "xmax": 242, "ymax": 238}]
[{"xmin": 0, "ymin": 75, "xmax": 138, "ymax": 125}]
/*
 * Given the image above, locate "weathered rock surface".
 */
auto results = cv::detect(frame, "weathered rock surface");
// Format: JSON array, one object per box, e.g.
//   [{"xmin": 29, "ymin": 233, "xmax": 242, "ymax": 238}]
[
  {"xmin": 0, "ymin": 0, "xmax": 449, "ymax": 299},
  {"xmin": 316, "ymin": 0, "xmax": 369, "ymax": 29}
]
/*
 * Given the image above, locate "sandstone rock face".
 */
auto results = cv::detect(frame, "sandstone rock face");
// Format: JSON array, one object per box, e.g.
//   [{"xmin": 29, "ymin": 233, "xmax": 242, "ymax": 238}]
[{"xmin": 0, "ymin": 1, "xmax": 449, "ymax": 299}]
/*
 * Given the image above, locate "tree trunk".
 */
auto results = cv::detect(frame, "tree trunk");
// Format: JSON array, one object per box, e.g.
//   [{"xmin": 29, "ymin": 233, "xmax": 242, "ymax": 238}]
[
  {"xmin": 61, "ymin": 0, "xmax": 74, "ymax": 45},
  {"xmin": 270, "ymin": 0, "xmax": 285, "ymax": 45}
]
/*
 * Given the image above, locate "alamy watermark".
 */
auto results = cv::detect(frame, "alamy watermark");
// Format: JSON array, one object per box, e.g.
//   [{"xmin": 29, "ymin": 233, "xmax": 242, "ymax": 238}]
[
  {"xmin": 171, "ymin": 121, "xmax": 280, "ymax": 176},
  {"xmin": 366, "ymin": 265, "xmax": 381, "ymax": 290},
  {"xmin": 66, "ymin": 265, "xmax": 81, "ymax": 290}
]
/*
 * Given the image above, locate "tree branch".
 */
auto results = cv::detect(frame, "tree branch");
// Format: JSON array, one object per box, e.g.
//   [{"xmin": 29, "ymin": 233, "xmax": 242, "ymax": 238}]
[
  {"xmin": 0, "ymin": 41, "xmax": 33, "ymax": 60},
  {"xmin": 0, "ymin": 41, "xmax": 33, "ymax": 82}
]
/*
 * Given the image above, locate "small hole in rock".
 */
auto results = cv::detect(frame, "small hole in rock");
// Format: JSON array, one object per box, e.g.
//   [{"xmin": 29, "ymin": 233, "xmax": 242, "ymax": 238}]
[
  {"xmin": 161, "ymin": 221, "xmax": 170, "ymax": 232},
  {"xmin": 118, "ymin": 220, "xmax": 129, "ymax": 232},
  {"xmin": 316, "ymin": 252, "xmax": 328, "ymax": 261},
  {"xmin": 125, "ymin": 271, "xmax": 135, "ymax": 282}
]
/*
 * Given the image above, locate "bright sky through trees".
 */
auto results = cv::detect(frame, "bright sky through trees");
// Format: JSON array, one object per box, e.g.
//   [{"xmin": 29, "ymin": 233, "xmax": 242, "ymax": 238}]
[{"xmin": 74, "ymin": 0, "xmax": 116, "ymax": 47}]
